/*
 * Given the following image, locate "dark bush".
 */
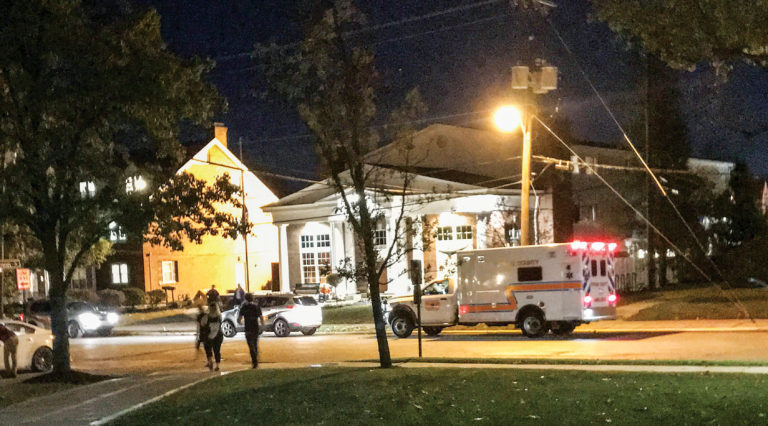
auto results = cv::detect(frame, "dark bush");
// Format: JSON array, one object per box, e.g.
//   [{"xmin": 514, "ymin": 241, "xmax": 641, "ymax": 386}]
[
  {"xmin": 147, "ymin": 289, "xmax": 165, "ymax": 307},
  {"xmin": 122, "ymin": 287, "xmax": 145, "ymax": 308}
]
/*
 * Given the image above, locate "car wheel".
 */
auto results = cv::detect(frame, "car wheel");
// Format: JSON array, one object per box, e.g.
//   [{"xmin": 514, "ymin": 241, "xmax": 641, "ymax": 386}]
[
  {"xmin": 390, "ymin": 314, "xmax": 414, "ymax": 338},
  {"xmin": 67, "ymin": 321, "xmax": 82, "ymax": 338},
  {"xmin": 519, "ymin": 311, "xmax": 547, "ymax": 338},
  {"xmin": 301, "ymin": 327, "xmax": 318, "ymax": 336},
  {"xmin": 550, "ymin": 321, "xmax": 576, "ymax": 336},
  {"xmin": 423, "ymin": 326, "xmax": 443, "ymax": 336},
  {"xmin": 221, "ymin": 320, "xmax": 237, "ymax": 338},
  {"xmin": 97, "ymin": 328, "xmax": 112, "ymax": 337},
  {"xmin": 32, "ymin": 347, "xmax": 53, "ymax": 372},
  {"xmin": 273, "ymin": 319, "xmax": 290, "ymax": 337}
]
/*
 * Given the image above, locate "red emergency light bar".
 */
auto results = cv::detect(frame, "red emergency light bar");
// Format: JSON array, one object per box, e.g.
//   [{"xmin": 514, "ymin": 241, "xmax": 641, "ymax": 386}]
[{"xmin": 569, "ymin": 240, "xmax": 618, "ymax": 253}]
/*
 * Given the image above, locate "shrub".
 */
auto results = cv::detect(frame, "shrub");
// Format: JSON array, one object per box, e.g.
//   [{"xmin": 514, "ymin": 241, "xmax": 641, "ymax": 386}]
[
  {"xmin": 66, "ymin": 289, "xmax": 99, "ymax": 303},
  {"xmin": 122, "ymin": 287, "xmax": 145, "ymax": 308},
  {"xmin": 147, "ymin": 289, "xmax": 166, "ymax": 307},
  {"xmin": 98, "ymin": 289, "xmax": 125, "ymax": 308}
]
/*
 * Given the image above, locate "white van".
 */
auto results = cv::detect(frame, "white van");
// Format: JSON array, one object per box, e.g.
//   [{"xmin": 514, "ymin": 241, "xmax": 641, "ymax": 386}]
[{"xmin": 386, "ymin": 241, "xmax": 618, "ymax": 338}]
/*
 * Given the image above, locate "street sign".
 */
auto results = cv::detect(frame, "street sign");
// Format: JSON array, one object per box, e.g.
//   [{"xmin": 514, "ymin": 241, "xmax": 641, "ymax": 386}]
[
  {"xmin": 16, "ymin": 268, "xmax": 31, "ymax": 291},
  {"xmin": 0, "ymin": 258, "xmax": 20, "ymax": 269}
]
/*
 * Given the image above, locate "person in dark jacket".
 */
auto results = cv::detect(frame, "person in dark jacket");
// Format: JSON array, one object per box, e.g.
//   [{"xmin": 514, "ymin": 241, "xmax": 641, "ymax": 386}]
[
  {"xmin": 202, "ymin": 302, "xmax": 223, "ymax": 371},
  {"xmin": 237, "ymin": 293, "xmax": 263, "ymax": 368},
  {"xmin": 0, "ymin": 324, "xmax": 18, "ymax": 378},
  {"xmin": 233, "ymin": 284, "xmax": 245, "ymax": 306}
]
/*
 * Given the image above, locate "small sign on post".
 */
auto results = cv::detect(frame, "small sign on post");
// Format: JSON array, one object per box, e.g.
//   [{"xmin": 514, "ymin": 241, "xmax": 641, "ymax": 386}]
[
  {"xmin": 16, "ymin": 268, "xmax": 31, "ymax": 291},
  {"xmin": 0, "ymin": 259, "xmax": 21, "ymax": 270}
]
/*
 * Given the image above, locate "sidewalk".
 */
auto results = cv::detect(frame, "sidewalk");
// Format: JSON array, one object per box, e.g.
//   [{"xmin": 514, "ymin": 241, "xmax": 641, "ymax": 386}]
[
  {"xmin": 114, "ymin": 318, "xmax": 768, "ymax": 336},
  {"xmin": 0, "ymin": 370, "xmax": 229, "ymax": 425}
]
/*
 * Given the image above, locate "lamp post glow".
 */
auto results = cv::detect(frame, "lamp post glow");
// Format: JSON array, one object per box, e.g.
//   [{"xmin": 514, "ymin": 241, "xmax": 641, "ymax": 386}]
[{"xmin": 495, "ymin": 105, "xmax": 532, "ymax": 246}]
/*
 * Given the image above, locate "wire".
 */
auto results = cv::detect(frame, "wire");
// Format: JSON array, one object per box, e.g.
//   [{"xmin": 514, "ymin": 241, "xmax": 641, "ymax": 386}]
[{"xmin": 535, "ymin": 115, "xmax": 754, "ymax": 319}]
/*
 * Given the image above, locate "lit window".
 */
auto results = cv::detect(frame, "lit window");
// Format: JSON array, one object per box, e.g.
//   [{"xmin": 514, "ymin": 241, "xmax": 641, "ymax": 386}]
[
  {"xmin": 111, "ymin": 263, "xmax": 129, "ymax": 284},
  {"xmin": 126, "ymin": 176, "xmax": 147, "ymax": 193},
  {"xmin": 161, "ymin": 260, "xmax": 178, "ymax": 283},
  {"xmin": 302, "ymin": 253, "xmax": 316, "ymax": 282},
  {"xmin": 436, "ymin": 226, "xmax": 453, "ymax": 241},
  {"xmin": 373, "ymin": 228, "xmax": 387, "ymax": 246},
  {"xmin": 108, "ymin": 222, "xmax": 126, "ymax": 242},
  {"xmin": 456, "ymin": 225, "xmax": 473, "ymax": 240},
  {"xmin": 79, "ymin": 181, "xmax": 96, "ymax": 198}
]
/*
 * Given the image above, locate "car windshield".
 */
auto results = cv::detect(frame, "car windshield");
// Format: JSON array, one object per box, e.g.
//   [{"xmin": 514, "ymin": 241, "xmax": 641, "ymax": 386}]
[
  {"xmin": 295, "ymin": 296, "xmax": 318, "ymax": 306},
  {"xmin": 67, "ymin": 302, "xmax": 97, "ymax": 313},
  {"xmin": 422, "ymin": 279, "xmax": 451, "ymax": 295}
]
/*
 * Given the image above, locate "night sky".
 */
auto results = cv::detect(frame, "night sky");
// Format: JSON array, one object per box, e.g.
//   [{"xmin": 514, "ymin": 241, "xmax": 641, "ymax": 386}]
[{"xmin": 132, "ymin": 0, "xmax": 768, "ymax": 188}]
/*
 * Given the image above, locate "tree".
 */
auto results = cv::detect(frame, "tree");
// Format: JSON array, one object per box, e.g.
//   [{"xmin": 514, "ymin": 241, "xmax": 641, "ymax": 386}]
[
  {"xmin": 592, "ymin": 0, "xmax": 768, "ymax": 76},
  {"xmin": 256, "ymin": 0, "xmax": 426, "ymax": 368},
  {"xmin": 0, "ymin": 1, "xmax": 245, "ymax": 374}
]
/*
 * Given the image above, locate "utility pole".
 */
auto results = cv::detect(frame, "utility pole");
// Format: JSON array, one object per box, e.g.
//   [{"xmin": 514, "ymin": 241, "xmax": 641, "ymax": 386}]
[{"xmin": 497, "ymin": 60, "xmax": 557, "ymax": 245}]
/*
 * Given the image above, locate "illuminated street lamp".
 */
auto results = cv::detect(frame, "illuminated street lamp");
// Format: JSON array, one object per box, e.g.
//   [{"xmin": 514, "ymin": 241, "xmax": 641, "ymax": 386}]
[{"xmin": 494, "ymin": 104, "xmax": 533, "ymax": 246}]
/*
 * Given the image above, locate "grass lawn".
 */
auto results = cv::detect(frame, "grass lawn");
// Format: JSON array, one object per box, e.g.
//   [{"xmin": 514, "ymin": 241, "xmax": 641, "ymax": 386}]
[
  {"xmin": 119, "ymin": 308, "xmax": 195, "ymax": 326},
  {"xmin": 322, "ymin": 304, "xmax": 374, "ymax": 324},
  {"xmin": 112, "ymin": 367, "xmax": 768, "ymax": 425},
  {"xmin": 622, "ymin": 287, "xmax": 768, "ymax": 320}
]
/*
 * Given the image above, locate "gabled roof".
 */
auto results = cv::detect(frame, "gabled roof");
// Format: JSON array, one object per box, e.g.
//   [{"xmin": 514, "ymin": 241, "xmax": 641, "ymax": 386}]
[
  {"xmin": 365, "ymin": 124, "xmax": 523, "ymax": 181},
  {"xmin": 177, "ymin": 137, "xmax": 248, "ymax": 174},
  {"xmin": 265, "ymin": 164, "xmax": 492, "ymax": 209}
]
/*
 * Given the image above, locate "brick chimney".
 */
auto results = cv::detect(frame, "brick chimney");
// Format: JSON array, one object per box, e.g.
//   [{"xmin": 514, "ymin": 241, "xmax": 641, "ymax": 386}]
[{"xmin": 214, "ymin": 122, "xmax": 228, "ymax": 148}]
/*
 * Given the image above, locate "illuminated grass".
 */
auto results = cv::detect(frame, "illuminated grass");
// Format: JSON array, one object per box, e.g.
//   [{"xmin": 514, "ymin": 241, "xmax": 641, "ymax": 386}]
[{"xmin": 111, "ymin": 367, "xmax": 768, "ymax": 425}]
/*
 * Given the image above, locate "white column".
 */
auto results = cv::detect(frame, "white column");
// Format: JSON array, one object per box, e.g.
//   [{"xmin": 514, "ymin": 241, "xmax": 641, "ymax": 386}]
[{"xmin": 278, "ymin": 224, "xmax": 290, "ymax": 293}]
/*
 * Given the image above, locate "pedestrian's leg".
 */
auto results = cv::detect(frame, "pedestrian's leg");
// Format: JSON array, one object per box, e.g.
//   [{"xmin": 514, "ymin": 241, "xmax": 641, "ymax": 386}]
[
  {"xmin": 254, "ymin": 335, "xmax": 259, "ymax": 368},
  {"xmin": 3, "ymin": 342, "xmax": 9, "ymax": 377},
  {"xmin": 246, "ymin": 333, "xmax": 257, "ymax": 367},
  {"xmin": 9, "ymin": 337, "xmax": 17, "ymax": 378},
  {"xmin": 213, "ymin": 334, "xmax": 222, "ymax": 371},
  {"xmin": 203, "ymin": 340, "xmax": 213, "ymax": 370}
]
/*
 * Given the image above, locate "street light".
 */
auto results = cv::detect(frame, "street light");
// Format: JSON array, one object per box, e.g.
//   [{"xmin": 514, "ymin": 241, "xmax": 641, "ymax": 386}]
[{"xmin": 494, "ymin": 104, "xmax": 533, "ymax": 246}]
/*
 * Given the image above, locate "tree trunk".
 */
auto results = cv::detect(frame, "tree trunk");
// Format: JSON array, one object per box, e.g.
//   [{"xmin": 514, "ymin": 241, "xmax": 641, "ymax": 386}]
[
  {"xmin": 647, "ymin": 236, "xmax": 658, "ymax": 290},
  {"xmin": 43, "ymin": 241, "xmax": 71, "ymax": 373},
  {"xmin": 368, "ymin": 274, "xmax": 392, "ymax": 368},
  {"xmin": 659, "ymin": 247, "xmax": 669, "ymax": 287}
]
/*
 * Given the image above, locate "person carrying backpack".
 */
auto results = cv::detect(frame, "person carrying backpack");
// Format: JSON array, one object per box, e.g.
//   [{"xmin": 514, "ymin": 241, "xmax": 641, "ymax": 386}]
[{"xmin": 202, "ymin": 301, "xmax": 223, "ymax": 371}]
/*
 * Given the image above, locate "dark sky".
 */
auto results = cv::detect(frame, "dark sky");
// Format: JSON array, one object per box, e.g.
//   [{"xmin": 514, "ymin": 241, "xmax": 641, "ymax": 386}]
[{"xmin": 133, "ymin": 0, "xmax": 768, "ymax": 187}]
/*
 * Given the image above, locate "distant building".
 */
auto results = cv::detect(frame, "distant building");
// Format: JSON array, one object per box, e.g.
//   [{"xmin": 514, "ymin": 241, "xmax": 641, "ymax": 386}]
[{"xmin": 96, "ymin": 124, "xmax": 281, "ymax": 299}]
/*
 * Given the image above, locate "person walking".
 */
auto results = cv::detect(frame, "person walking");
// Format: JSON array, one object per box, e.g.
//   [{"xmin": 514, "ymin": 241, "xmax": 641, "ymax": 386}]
[
  {"xmin": 237, "ymin": 293, "xmax": 263, "ymax": 368},
  {"xmin": 206, "ymin": 284, "xmax": 220, "ymax": 304},
  {"xmin": 203, "ymin": 301, "xmax": 224, "ymax": 371},
  {"xmin": 233, "ymin": 284, "xmax": 245, "ymax": 306},
  {"xmin": 0, "ymin": 323, "xmax": 18, "ymax": 378}
]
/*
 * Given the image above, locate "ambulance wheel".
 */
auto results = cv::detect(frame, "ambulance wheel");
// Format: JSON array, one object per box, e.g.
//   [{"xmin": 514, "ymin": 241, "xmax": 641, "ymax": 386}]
[
  {"xmin": 519, "ymin": 311, "xmax": 547, "ymax": 338},
  {"xmin": 423, "ymin": 327, "xmax": 443, "ymax": 336},
  {"xmin": 391, "ymin": 314, "xmax": 414, "ymax": 338},
  {"xmin": 550, "ymin": 321, "xmax": 576, "ymax": 336}
]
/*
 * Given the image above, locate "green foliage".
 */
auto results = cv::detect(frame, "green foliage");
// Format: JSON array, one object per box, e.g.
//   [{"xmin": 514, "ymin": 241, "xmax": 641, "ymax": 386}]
[
  {"xmin": 121, "ymin": 287, "xmax": 145, "ymax": 308},
  {"xmin": 97, "ymin": 289, "xmax": 125, "ymax": 308},
  {"xmin": 0, "ymin": 0, "xmax": 243, "ymax": 372},
  {"xmin": 592, "ymin": 0, "xmax": 768, "ymax": 75},
  {"xmin": 146, "ymin": 289, "xmax": 165, "ymax": 307},
  {"xmin": 65, "ymin": 289, "xmax": 99, "ymax": 304}
]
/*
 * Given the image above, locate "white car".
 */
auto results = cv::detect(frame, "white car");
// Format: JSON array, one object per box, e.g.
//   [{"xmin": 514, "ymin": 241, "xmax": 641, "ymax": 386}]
[{"xmin": 0, "ymin": 319, "xmax": 54, "ymax": 372}]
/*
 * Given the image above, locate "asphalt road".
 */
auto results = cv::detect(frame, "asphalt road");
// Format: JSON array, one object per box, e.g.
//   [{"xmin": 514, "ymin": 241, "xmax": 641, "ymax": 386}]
[{"xmin": 70, "ymin": 328, "xmax": 768, "ymax": 375}]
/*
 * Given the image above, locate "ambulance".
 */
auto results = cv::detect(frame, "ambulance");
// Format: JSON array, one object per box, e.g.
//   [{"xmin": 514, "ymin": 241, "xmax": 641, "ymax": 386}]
[{"xmin": 386, "ymin": 241, "xmax": 618, "ymax": 338}]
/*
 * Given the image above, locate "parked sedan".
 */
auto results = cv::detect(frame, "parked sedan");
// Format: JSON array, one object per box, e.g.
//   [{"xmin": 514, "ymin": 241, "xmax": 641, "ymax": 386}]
[
  {"xmin": 27, "ymin": 300, "xmax": 119, "ymax": 338},
  {"xmin": 221, "ymin": 294, "xmax": 322, "ymax": 338},
  {"xmin": 0, "ymin": 319, "xmax": 54, "ymax": 372}
]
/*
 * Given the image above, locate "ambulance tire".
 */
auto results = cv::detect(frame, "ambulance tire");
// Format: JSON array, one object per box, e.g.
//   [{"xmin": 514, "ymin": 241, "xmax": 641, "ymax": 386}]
[
  {"xmin": 423, "ymin": 327, "xmax": 443, "ymax": 336},
  {"xmin": 550, "ymin": 321, "xmax": 576, "ymax": 336},
  {"xmin": 519, "ymin": 310, "xmax": 547, "ymax": 338},
  {"xmin": 390, "ymin": 314, "xmax": 414, "ymax": 338}
]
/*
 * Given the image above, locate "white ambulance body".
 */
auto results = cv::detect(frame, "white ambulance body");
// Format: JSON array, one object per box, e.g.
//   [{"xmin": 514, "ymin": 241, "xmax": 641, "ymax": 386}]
[{"xmin": 386, "ymin": 241, "xmax": 618, "ymax": 338}]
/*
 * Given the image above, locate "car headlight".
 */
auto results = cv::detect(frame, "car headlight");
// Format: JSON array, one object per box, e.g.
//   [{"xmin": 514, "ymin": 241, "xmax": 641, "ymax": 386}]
[
  {"xmin": 79, "ymin": 312, "xmax": 102, "ymax": 330},
  {"xmin": 106, "ymin": 312, "xmax": 119, "ymax": 324}
]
